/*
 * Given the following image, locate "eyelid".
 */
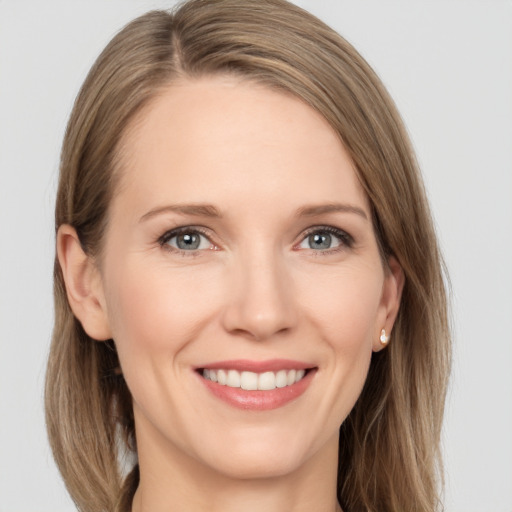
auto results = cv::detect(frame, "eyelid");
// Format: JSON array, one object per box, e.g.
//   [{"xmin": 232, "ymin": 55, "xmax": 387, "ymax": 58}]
[
  {"xmin": 158, "ymin": 226, "xmax": 219, "ymax": 252},
  {"xmin": 295, "ymin": 225, "xmax": 354, "ymax": 251},
  {"xmin": 157, "ymin": 224, "xmax": 353, "ymax": 254}
]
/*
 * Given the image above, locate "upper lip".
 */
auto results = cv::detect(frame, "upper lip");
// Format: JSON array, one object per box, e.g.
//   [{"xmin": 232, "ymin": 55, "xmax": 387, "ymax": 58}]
[{"xmin": 196, "ymin": 359, "xmax": 315, "ymax": 373}]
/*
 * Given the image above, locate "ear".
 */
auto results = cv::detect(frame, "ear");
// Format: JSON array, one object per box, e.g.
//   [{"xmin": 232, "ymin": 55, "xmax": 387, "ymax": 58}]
[
  {"xmin": 372, "ymin": 255, "xmax": 405, "ymax": 352},
  {"xmin": 57, "ymin": 224, "xmax": 112, "ymax": 341}
]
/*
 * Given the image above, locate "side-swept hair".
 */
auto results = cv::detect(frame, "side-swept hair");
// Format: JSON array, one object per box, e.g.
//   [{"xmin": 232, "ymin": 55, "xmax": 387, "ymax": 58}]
[{"xmin": 46, "ymin": 1, "xmax": 451, "ymax": 511}]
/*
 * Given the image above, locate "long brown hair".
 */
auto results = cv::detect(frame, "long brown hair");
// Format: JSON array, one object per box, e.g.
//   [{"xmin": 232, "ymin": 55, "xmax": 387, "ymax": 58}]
[{"xmin": 46, "ymin": 1, "xmax": 451, "ymax": 511}]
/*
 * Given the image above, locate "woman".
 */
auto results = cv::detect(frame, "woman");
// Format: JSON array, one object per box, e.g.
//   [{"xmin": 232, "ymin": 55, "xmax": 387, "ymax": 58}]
[{"xmin": 45, "ymin": 1, "xmax": 451, "ymax": 511}]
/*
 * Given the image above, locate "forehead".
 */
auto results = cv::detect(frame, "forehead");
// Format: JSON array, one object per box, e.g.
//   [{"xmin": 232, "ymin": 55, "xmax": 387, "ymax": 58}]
[{"xmin": 114, "ymin": 76, "xmax": 369, "ymax": 215}]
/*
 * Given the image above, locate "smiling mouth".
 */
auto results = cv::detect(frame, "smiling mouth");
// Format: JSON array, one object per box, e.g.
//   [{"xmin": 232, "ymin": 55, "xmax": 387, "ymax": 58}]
[
  {"xmin": 200, "ymin": 368, "xmax": 308, "ymax": 391},
  {"xmin": 196, "ymin": 360, "xmax": 317, "ymax": 410}
]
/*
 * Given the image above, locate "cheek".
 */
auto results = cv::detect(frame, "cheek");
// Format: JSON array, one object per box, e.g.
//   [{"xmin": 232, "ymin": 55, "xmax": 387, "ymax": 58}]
[
  {"xmin": 297, "ymin": 264, "xmax": 382, "ymax": 421},
  {"xmin": 321, "ymin": 275, "xmax": 383, "ymax": 407},
  {"xmin": 103, "ymin": 259, "xmax": 223, "ymax": 369},
  {"xmin": 102, "ymin": 260, "xmax": 228, "ymax": 439},
  {"xmin": 299, "ymin": 263, "xmax": 384, "ymax": 351}
]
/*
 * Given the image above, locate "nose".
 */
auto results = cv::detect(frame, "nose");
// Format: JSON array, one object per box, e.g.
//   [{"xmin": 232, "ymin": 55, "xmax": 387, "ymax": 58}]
[{"xmin": 221, "ymin": 249, "xmax": 298, "ymax": 341}]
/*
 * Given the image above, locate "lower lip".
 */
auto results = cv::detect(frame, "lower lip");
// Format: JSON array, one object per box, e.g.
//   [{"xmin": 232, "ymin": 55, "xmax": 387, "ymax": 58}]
[{"xmin": 198, "ymin": 369, "xmax": 316, "ymax": 411}]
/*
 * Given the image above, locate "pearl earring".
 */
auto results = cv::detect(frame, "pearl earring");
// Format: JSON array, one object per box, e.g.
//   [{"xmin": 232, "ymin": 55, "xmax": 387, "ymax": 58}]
[{"xmin": 380, "ymin": 328, "xmax": 389, "ymax": 346}]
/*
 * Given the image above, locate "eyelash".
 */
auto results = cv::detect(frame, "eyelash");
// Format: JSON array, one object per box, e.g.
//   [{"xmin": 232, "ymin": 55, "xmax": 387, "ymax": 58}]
[
  {"xmin": 297, "ymin": 226, "xmax": 354, "ymax": 254},
  {"xmin": 158, "ymin": 226, "xmax": 216, "ymax": 256},
  {"xmin": 157, "ymin": 225, "xmax": 354, "ymax": 256}
]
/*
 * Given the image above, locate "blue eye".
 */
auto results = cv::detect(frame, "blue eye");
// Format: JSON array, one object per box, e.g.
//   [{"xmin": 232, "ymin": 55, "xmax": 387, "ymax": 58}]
[
  {"xmin": 298, "ymin": 228, "xmax": 352, "ymax": 251},
  {"xmin": 161, "ymin": 229, "xmax": 214, "ymax": 251}
]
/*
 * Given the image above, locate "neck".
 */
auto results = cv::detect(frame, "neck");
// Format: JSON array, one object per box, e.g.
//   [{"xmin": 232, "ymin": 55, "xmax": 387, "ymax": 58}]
[
  {"xmin": 131, "ymin": 420, "xmax": 342, "ymax": 512},
  {"xmin": 132, "ymin": 476, "xmax": 342, "ymax": 512}
]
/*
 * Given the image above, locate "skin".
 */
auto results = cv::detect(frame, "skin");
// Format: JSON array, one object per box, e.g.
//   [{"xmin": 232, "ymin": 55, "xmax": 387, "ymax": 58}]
[{"xmin": 58, "ymin": 76, "xmax": 403, "ymax": 512}]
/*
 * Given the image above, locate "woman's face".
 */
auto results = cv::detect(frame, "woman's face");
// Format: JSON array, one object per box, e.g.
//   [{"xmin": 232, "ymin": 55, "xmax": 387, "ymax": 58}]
[{"xmin": 89, "ymin": 77, "xmax": 402, "ymax": 480}]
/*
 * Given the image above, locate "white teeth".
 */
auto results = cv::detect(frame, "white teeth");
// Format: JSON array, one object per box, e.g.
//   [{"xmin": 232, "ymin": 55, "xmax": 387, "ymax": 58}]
[
  {"xmin": 258, "ymin": 371, "xmax": 276, "ymax": 390},
  {"xmin": 217, "ymin": 369, "xmax": 227, "ymax": 385},
  {"xmin": 240, "ymin": 371, "xmax": 258, "ymax": 390},
  {"xmin": 202, "ymin": 368, "xmax": 308, "ymax": 390},
  {"xmin": 226, "ymin": 369, "xmax": 240, "ymax": 387},
  {"xmin": 275, "ymin": 370, "xmax": 287, "ymax": 388}
]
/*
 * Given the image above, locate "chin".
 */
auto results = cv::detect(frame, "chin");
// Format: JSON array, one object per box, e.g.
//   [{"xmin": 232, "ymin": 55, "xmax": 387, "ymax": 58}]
[
  {"xmin": 205, "ymin": 448, "xmax": 307, "ymax": 481},
  {"xmin": 191, "ymin": 424, "xmax": 328, "ymax": 481}
]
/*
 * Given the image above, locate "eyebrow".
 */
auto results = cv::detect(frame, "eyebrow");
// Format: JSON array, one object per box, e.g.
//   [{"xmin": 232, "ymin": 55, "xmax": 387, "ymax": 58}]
[
  {"xmin": 139, "ymin": 202, "xmax": 368, "ymax": 223},
  {"xmin": 139, "ymin": 203, "xmax": 221, "ymax": 222},
  {"xmin": 295, "ymin": 203, "xmax": 368, "ymax": 220}
]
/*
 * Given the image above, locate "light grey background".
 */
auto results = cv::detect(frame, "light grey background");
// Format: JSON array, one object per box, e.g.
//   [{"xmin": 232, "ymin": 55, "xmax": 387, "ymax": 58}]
[{"xmin": 1, "ymin": 1, "xmax": 511, "ymax": 511}]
